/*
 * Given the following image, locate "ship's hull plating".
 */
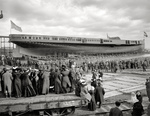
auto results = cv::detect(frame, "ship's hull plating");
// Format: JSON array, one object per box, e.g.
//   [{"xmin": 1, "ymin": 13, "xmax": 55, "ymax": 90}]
[
  {"xmin": 9, "ymin": 34, "xmax": 144, "ymax": 57},
  {"xmin": 14, "ymin": 42, "xmax": 143, "ymax": 57}
]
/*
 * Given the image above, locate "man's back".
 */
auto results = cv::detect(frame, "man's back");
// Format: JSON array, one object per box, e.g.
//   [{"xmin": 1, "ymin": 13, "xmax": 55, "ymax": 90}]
[{"xmin": 109, "ymin": 107, "xmax": 123, "ymax": 116}]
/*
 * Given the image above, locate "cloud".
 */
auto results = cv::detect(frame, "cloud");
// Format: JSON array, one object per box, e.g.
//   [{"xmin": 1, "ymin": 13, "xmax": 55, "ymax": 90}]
[{"xmin": 0, "ymin": 0, "xmax": 150, "ymax": 44}]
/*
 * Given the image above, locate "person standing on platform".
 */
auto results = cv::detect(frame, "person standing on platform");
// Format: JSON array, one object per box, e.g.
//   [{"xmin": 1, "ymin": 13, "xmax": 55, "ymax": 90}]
[
  {"xmin": 21, "ymin": 69, "xmax": 36, "ymax": 97},
  {"xmin": 109, "ymin": 101, "xmax": 123, "ymax": 116},
  {"xmin": 95, "ymin": 81, "xmax": 105, "ymax": 108},
  {"xmin": 2, "ymin": 68, "xmax": 13, "ymax": 98},
  {"xmin": 37, "ymin": 69, "xmax": 44, "ymax": 95},
  {"xmin": 41, "ymin": 69, "xmax": 50, "ymax": 95},
  {"xmin": 32, "ymin": 69, "xmax": 39, "ymax": 95},
  {"xmin": 61, "ymin": 65, "xmax": 71, "ymax": 93},
  {"xmin": 13, "ymin": 68, "xmax": 22, "ymax": 98},
  {"xmin": 69, "ymin": 65, "xmax": 76, "ymax": 92},
  {"xmin": 54, "ymin": 68, "xmax": 63, "ymax": 94}
]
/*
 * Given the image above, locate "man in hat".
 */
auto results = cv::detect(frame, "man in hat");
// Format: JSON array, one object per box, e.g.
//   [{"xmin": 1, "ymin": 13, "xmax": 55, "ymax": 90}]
[
  {"xmin": 95, "ymin": 81, "xmax": 105, "ymax": 108},
  {"xmin": 2, "ymin": 68, "xmax": 13, "ymax": 97}
]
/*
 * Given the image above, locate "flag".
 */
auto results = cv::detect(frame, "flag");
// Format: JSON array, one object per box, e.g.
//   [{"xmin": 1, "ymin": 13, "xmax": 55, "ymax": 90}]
[
  {"xmin": 107, "ymin": 34, "xmax": 110, "ymax": 39},
  {"xmin": 11, "ymin": 20, "xmax": 22, "ymax": 32},
  {"xmin": 0, "ymin": 10, "xmax": 3, "ymax": 19},
  {"xmin": 144, "ymin": 31, "xmax": 148, "ymax": 37}
]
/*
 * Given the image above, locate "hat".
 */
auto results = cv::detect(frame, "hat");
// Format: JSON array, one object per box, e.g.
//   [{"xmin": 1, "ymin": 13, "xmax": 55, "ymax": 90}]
[
  {"xmin": 80, "ymin": 79, "xmax": 87, "ymax": 86},
  {"xmin": 12, "ymin": 66, "xmax": 18, "ymax": 70},
  {"xmin": 62, "ymin": 65, "xmax": 66, "ymax": 68}
]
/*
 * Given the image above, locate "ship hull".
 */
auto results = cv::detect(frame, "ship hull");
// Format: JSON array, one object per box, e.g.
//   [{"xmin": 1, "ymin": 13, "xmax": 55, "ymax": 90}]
[
  {"xmin": 9, "ymin": 34, "xmax": 144, "ymax": 57},
  {"xmin": 14, "ymin": 42, "xmax": 143, "ymax": 57}
]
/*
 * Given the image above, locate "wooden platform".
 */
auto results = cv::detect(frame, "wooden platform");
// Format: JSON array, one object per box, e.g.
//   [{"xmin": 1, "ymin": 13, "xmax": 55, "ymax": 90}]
[{"xmin": 0, "ymin": 93, "xmax": 87, "ymax": 113}]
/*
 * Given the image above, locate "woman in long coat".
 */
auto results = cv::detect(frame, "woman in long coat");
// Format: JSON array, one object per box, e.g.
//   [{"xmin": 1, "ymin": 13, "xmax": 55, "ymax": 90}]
[
  {"xmin": 80, "ymin": 81, "xmax": 91, "ymax": 102},
  {"xmin": 87, "ymin": 85, "xmax": 96, "ymax": 111},
  {"xmin": 95, "ymin": 82, "xmax": 105, "ymax": 108},
  {"xmin": 13, "ymin": 69, "xmax": 22, "ymax": 97},
  {"xmin": 41, "ymin": 70, "xmax": 50, "ymax": 95}
]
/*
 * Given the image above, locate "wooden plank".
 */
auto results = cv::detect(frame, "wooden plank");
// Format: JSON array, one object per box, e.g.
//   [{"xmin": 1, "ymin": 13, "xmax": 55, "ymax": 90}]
[
  {"xmin": 104, "ymin": 90, "xmax": 122, "ymax": 98},
  {"xmin": 0, "ymin": 93, "xmax": 82, "ymax": 106}
]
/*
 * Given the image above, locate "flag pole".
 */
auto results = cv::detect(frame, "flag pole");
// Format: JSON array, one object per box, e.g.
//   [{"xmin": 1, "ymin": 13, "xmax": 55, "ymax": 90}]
[{"xmin": 10, "ymin": 20, "xmax": 11, "ymax": 34}]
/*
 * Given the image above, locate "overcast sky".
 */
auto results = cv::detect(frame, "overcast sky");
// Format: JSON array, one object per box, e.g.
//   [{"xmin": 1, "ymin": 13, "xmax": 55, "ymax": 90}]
[{"xmin": 0, "ymin": 0, "xmax": 150, "ymax": 48}]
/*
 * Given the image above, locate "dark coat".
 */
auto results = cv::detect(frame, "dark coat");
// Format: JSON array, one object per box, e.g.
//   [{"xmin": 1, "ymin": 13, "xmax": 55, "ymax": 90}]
[
  {"xmin": 13, "ymin": 72, "xmax": 22, "ymax": 97},
  {"xmin": 88, "ymin": 89, "xmax": 96, "ymax": 111},
  {"xmin": 54, "ymin": 70, "xmax": 63, "ymax": 94},
  {"xmin": 95, "ymin": 85, "xmax": 105, "ymax": 104},
  {"xmin": 109, "ymin": 107, "xmax": 123, "ymax": 116},
  {"xmin": 21, "ymin": 72, "xmax": 36, "ymax": 97},
  {"xmin": 61, "ymin": 69, "xmax": 71, "ymax": 93},
  {"xmin": 132, "ymin": 101, "xmax": 144, "ymax": 116},
  {"xmin": 68, "ymin": 68, "xmax": 76, "ymax": 91},
  {"xmin": 146, "ymin": 81, "xmax": 150, "ymax": 101}
]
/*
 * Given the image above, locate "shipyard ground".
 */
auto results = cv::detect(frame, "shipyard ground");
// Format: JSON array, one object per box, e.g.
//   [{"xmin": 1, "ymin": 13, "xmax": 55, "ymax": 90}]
[
  {"xmin": 73, "ymin": 69, "xmax": 150, "ymax": 116},
  {"xmin": 0, "ymin": 68, "xmax": 149, "ymax": 116}
]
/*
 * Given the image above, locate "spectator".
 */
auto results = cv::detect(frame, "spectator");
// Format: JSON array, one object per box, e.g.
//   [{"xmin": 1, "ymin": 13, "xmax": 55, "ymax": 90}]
[
  {"xmin": 136, "ymin": 90, "xmax": 143, "ymax": 103},
  {"xmin": 109, "ymin": 101, "xmax": 123, "ymax": 116},
  {"xmin": 131, "ymin": 97, "xmax": 144, "ymax": 116},
  {"xmin": 61, "ymin": 65, "xmax": 71, "ymax": 93},
  {"xmin": 80, "ymin": 79, "xmax": 91, "ymax": 102},
  {"xmin": 54, "ymin": 68, "xmax": 63, "ymax": 94},
  {"xmin": 21, "ymin": 69, "xmax": 36, "ymax": 97},
  {"xmin": 2, "ymin": 68, "xmax": 13, "ymax": 98},
  {"xmin": 32, "ymin": 69, "xmax": 39, "ymax": 95},
  {"xmin": 147, "ymin": 103, "xmax": 150, "ymax": 116},
  {"xmin": 87, "ymin": 84, "xmax": 96, "ymax": 111},
  {"xmin": 41, "ymin": 69, "xmax": 50, "ymax": 95},
  {"xmin": 95, "ymin": 81, "xmax": 105, "ymax": 108},
  {"xmin": 13, "ymin": 68, "xmax": 22, "ymax": 98},
  {"xmin": 146, "ymin": 77, "xmax": 150, "ymax": 102}
]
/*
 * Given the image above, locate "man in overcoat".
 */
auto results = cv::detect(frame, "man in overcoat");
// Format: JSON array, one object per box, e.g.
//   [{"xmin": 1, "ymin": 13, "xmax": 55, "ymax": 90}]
[
  {"xmin": 2, "ymin": 68, "xmax": 13, "ymax": 97},
  {"xmin": 95, "ymin": 81, "xmax": 105, "ymax": 108},
  {"xmin": 42, "ymin": 69, "xmax": 50, "ymax": 95}
]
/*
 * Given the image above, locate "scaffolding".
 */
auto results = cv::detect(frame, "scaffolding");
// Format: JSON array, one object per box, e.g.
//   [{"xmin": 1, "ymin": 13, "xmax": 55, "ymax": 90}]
[{"xmin": 0, "ymin": 36, "xmax": 15, "ymax": 57}]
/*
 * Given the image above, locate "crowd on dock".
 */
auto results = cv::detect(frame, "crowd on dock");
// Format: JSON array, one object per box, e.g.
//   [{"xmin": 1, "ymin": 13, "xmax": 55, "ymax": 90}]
[{"xmin": 0, "ymin": 53, "xmax": 150, "ymax": 115}]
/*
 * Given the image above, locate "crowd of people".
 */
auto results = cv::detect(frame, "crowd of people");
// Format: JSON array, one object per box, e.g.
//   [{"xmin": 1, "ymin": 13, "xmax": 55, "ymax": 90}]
[
  {"xmin": 1, "ymin": 53, "xmax": 150, "ymax": 73},
  {"xmin": 0, "ymin": 53, "xmax": 150, "ymax": 115},
  {"xmin": 0, "ymin": 64, "xmax": 81, "ymax": 98}
]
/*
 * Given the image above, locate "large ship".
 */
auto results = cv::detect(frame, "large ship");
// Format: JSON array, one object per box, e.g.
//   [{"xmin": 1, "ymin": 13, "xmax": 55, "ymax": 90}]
[{"xmin": 9, "ymin": 34, "xmax": 144, "ymax": 57}]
